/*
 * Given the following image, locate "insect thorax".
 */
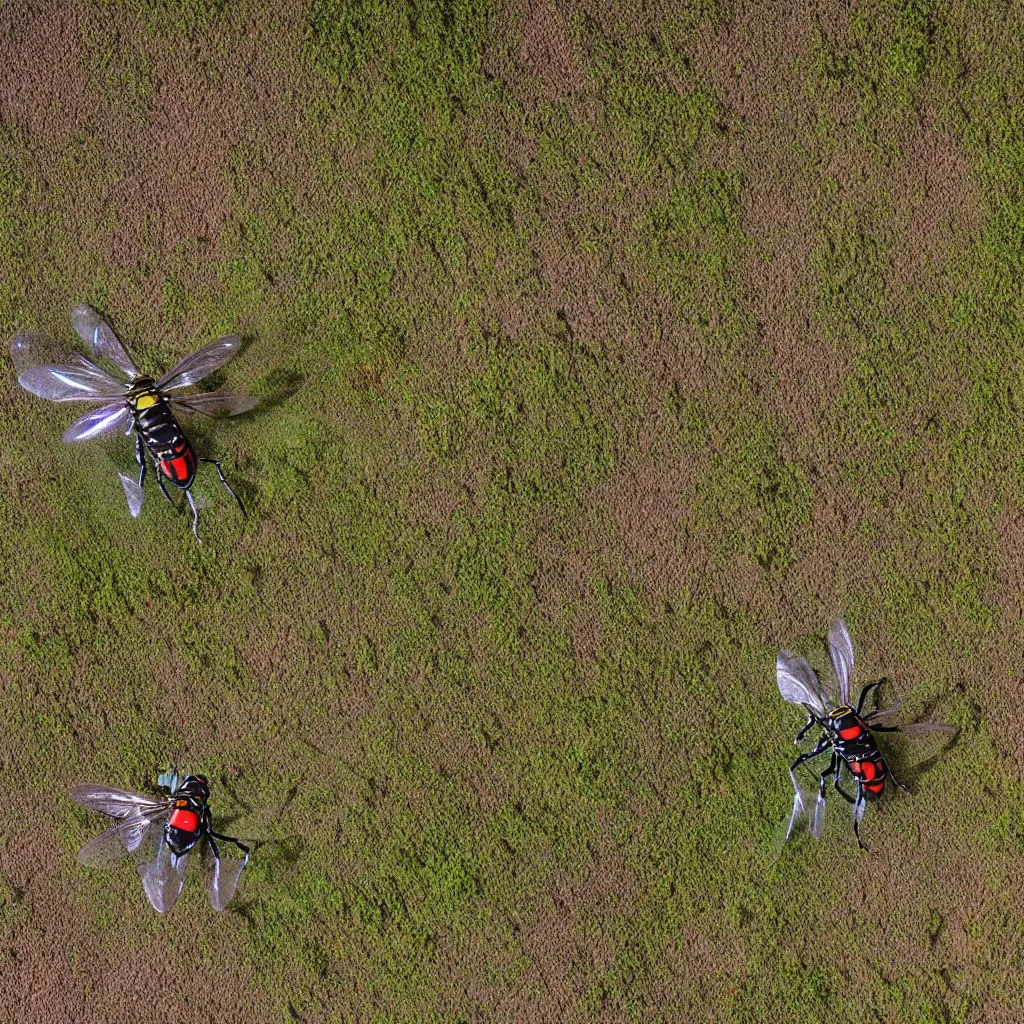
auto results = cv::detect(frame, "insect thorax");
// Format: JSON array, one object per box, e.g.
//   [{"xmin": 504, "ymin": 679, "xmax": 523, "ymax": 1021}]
[{"xmin": 127, "ymin": 376, "xmax": 161, "ymax": 412}]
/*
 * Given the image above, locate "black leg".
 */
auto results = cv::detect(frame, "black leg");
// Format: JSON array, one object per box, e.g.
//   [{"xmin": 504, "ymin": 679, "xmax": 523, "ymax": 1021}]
[
  {"xmin": 794, "ymin": 715, "xmax": 816, "ymax": 743},
  {"xmin": 786, "ymin": 736, "xmax": 832, "ymax": 839},
  {"xmin": 817, "ymin": 754, "xmax": 836, "ymax": 805},
  {"xmin": 857, "ymin": 681, "xmax": 880, "ymax": 715},
  {"xmin": 199, "ymin": 458, "xmax": 246, "ymax": 517},
  {"xmin": 156, "ymin": 472, "xmax": 173, "ymax": 505},
  {"xmin": 812, "ymin": 753, "xmax": 838, "ymax": 838},
  {"xmin": 210, "ymin": 829, "xmax": 251, "ymax": 858},
  {"xmin": 789, "ymin": 736, "xmax": 832, "ymax": 779},
  {"xmin": 872, "ymin": 724, "xmax": 900, "ymax": 733},
  {"xmin": 186, "ymin": 488, "xmax": 202, "ymax": 543},
  {"xmin": 134, "ymin": 432, "xmax": 146, "ymax": 490},
  {"xmin": 832, "ymin": 766, "xmax": 856, "ymax": 805}
]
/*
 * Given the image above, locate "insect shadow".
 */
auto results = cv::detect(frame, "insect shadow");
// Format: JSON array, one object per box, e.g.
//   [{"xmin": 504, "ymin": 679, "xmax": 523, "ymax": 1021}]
[{"xmin": 871, "ymin": 681, "xmax": 960, "ymax": 788}]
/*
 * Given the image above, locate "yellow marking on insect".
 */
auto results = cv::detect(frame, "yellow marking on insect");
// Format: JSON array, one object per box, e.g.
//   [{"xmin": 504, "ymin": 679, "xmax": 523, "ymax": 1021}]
[{"xmin": 134, "ymin": 393, "xmax": 159, "ymax": 410}]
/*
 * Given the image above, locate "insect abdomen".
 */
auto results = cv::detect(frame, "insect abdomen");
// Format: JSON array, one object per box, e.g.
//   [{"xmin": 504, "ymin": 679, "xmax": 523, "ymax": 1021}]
[
  {"xmin": 131, "ymin": 390, "xmax": 196, "ymax": 488},
  {"xmin": 831, "ymin": 709, "xmax": 888, "ymax": 797},
  {"xmin": 168, "ymin": 806, "xmax": 200, "ymax": 833}
]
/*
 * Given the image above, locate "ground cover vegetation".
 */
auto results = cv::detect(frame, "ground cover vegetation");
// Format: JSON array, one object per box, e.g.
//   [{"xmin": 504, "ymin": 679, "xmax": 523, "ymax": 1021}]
[{"xmin": 2, "ymin": 0, "xmax": 1024, "ymax": 1020}]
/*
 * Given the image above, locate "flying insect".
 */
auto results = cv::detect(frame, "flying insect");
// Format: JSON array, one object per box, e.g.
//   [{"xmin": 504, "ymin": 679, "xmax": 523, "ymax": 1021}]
[
  {"xmin": 777, "ymin": 617, "xmax": 919, "ymax": 849},
  {"xmin": 70, "ymin": 772, "xmax": 249, "ymax": 913},
  {"xmin": 10, "ymin": 305, "xmax": 256, "ymax": 541}
]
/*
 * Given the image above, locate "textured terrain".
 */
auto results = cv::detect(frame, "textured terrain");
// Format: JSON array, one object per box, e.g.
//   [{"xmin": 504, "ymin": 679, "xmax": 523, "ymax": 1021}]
[{"xmin": 2, "ymin": 0, "xmax": 1024, "ymax": 1021}]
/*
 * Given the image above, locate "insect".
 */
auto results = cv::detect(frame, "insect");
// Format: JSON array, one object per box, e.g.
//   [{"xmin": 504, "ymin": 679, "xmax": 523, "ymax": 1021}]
[
  {"xmin": 777, "ymin": 617, "xmax": 907, "ymax": 850},
  {"xmin": 70, "ymin": 771, "xmax": 249, "ymax": 913},
  {"xmin": 10, "ymin": 304, "xmax": 256, "ymax": 541}
]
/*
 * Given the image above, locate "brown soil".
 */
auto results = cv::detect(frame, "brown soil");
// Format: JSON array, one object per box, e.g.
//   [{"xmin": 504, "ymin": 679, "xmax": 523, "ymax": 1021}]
[{"xmin": 0, "ymin": 0, "xmax": 308, "ymax": 338}]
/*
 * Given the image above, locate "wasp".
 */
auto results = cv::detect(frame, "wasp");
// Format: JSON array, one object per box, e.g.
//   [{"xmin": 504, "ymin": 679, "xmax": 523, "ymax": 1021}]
[
  {"xmin": 70, "ymin": 772, "xmax": 249, "ymax": 913},
  {"xmin": 777, "ymin": 617, "xmax": 913, "ymax": 849},
  {"xmin": 10, "ymin": 305, "xmax": 256, "ymax": 541}
]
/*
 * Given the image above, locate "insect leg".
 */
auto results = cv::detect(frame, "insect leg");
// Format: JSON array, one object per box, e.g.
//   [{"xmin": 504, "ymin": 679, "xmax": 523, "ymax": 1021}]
[
  {"xmin": 134, "ymin": 431, "xmax": 146, "ymax": 490},
  {"xmin": 199, "ymin": 458, "xmax": 246, "ymax": 517},
  {"xmin": 185, "ymin": 488, "xmax": 202, "ymax": 543},
  {"xmin": 209, "ymin": 830, "xmax": 251, "ymax": 859},
  {"xmin": 852, "ymin": 786, "xmax": 868, "ymax": 850},
  {"xmin": 812, "ymin": 753, "xmax": 837, "ymax": 838},
  {"xmin": 794, "ymin": 714, "xmax": 816, "ymax": 744},
  {"xmin": 156, "ymin": 470, "xmax": 173, "ymax": 505},
  {"xmin": 787, "ymin": 736, "xmax": 832, "ymax": 839},
  {"xmin": 832, "ymin": 763, "xmax": 856, "ymax": 804},
  {"xmin": 856, "ymin": 681, "xmax": 881, "ymax": 715},
  {"xmin": 872, "ymin": 724, "xmax": 900, "ymax": 733}
]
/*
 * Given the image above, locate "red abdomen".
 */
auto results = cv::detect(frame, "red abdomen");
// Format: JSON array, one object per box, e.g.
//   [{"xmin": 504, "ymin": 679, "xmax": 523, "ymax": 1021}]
[
  {"xmin": 849, "ymin": 757, "xmax": 887, "ymax": 796},
  {"xmin": 158, "ymin": 442, "xmax": 196, "ymax": 488},
  {"xmin": 169, "ymin": 807, "xmax": 200, "ymax": 833}
]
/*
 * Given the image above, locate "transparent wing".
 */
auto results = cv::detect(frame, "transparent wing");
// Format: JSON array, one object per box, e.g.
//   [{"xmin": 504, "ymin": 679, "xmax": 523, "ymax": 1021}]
[
  {"xmin": 70, "ymin": 783, "xmax": 171, "ymax": 818},
  {"xmin": 11, "ymin": 331, "xmax": 93, "ymax": 373},
  {"xmin": 71, "ymin": 785, "xmax": 172, "ymax": 869},
  {"xmin": 777, "ymin": 651, "xmax": 827, "ymax": 716},
  {"xmin": 138, "ymin": 830, "xmax": 188, "ymax": 913},
  {"xmin": 864, "ymin": 701, "xmax": 902, "ymax": 724},
  {"xmin": 118, "ymin": 472, "xmax": 144, "ymax": 518},
  {"xmin": 12, "ymin": 331, "xmax": 127, "ymax": 401},
  {"xmin": 16, "ymin": 363, "xmax": 127, "ymax": 403},
  {"xmin": 70, "ymin": 304, "xmax": 139, "ymax": 379},
  {"xmin": 899, "ymin": 722, "xmax": 958, "ymax": 738},
  {"xmin": 156, "ymin": 335, "xmax": 244, "ymax": 391},
  {"xmin": 168, "ymin": 392, "xmax": 258, "ymax": 417},
  {"xmin": 62, "ymin": 403, "xmax": 132, "ymax": 443},
  {"xmin": 199, "ymin": 839, "xmax": 248, "ymax": 910},
  {"xmin": 75, "ymin": 809, "xmax": 171, "ymax": 868},
  {"xmin": 827, "ymin": 617, "xmax": 855, "ymax": 705}
]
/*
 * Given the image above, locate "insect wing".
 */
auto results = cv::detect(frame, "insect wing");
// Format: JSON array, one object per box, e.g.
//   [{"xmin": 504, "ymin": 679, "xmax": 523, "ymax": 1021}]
[
  {"xmin": 16, "ymin": 362, "xmax": 127, "ymax": 403},
  {"xmin": 863, "ymin": 700, "xmax": 902, "ymax": 725},
  {"xmin": 70, "ymin": 785, "xmax": 172, "ymax": 868},
  {"xmin": 777, "ymin": 651, "xmax": 827, "ymax": 716},
  {"xmin": 826, "ymin": 617, "xmax": 855, "ymax": 705},
  {"xmin": 11, "ymin": 332, "xmax": 92, "ymax": 374},
  {"xmin": 899, "ymin": 722, "xmax": 958, "ymax": 738},
  {"xmin": 169, "ymin": 392, "xmax": 258, "ymax": 417},
  {"xmin": 70, "ymin": 304, "xmax": 139, "ymax": 380},
  {"xmin": 199, "ymin": 840, "xmax": 248, "ymax": 910},
  {"xmin": 70, "ymin": 783, "xmax": 169, "ymax": 818},
  {"xmin": 75, "ymin": 810, "xmax": 168, "ymax": 867},
  {"xmin": 118, "ymin": 472, "xmax": 145, "ymax": 518},
  {"xmin": 156, "ymin": 334, "xmax": 243, "ymax": 392},
  {"xmin": 62, "ymin": 403, "xmax": 132, "ymax": 443},
  {"xmin": 137, "ymin": 829, "xmax": 188, "ymax": 913}
]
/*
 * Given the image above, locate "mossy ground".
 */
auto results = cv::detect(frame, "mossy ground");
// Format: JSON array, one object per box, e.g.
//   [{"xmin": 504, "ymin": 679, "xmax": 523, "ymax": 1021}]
[{"xmin": 2, "ymin": 1, "xmax": 1024, "ymax": 1021}]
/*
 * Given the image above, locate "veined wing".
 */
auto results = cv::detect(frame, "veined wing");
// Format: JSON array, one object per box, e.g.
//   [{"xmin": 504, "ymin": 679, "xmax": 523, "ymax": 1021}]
[
  {"xmin": 75, "ymin": 808, "xmax": 172, "ymax": 867},
  {"xmin": 11, "ymin": 332, "xmax": 127, "ymax": 401},
  {"xmin": 156, "ymin": 334, "xmax": 244, "ymax": 392},
  {"xmin": 777, "ymin": 651, "xmax": 827, "ymax": 716},
  {"xmin": 10, "ymin": 332, "xmax": 93, "ymax": 374},
  {"xmin": 826, "ymin": 617, "xmax": 855, "ymax": 706},
  {"xmin": 169, "ymin": 392, "xmax": 258, "ymax": 417},
  {"xmin": 71, "ymin": 785, "xmax": 173, "ymax": 869},
  {"xmin": 199, "ymin": 839, "xmax": 248, "ymax": 910},
  {"xmin": 62, "ymin": 403, "xmax": 132, "ymax": 443},
  {"xmin": 71, "ymin": 304, "xmax": 139, "ymax": 380},
  {"xmin": 118, "ymin": 472, "xmax": 145, "ymax": 518},
  {"xmin": 70, "ymin": 783, "xmax": 171, "ymax": 818},
  {"xmin": 138, "ymin": 829, "xmax": 189, "ymax": 913}
]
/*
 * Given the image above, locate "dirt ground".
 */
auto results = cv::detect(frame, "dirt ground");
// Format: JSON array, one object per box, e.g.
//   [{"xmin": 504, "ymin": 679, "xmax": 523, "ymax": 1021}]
[{"xmin": 2, "ymin": 0, "xmax": 1024, "ymax": 1021}]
